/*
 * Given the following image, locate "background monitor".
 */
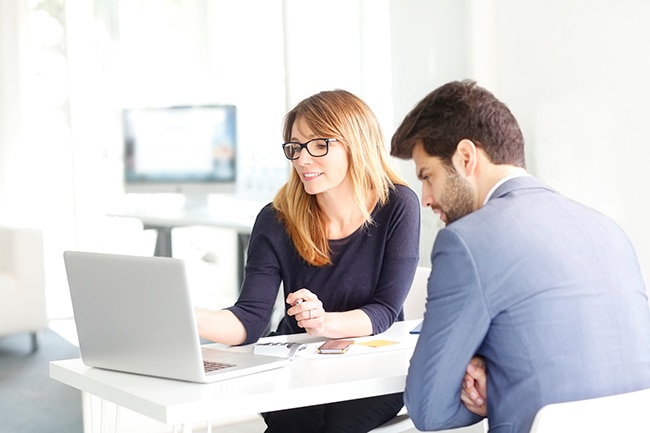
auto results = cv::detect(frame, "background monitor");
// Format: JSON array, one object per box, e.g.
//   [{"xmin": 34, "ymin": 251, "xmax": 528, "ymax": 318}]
[{"xmin": 123, "ymin": 104, "xmax": 237, "ymax": 205}]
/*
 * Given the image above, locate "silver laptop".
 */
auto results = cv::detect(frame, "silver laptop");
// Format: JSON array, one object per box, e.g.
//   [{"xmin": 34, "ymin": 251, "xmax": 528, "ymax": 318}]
[{"xmin": 63, "ymin": 250, "xmax": 290, "ymax": 383}]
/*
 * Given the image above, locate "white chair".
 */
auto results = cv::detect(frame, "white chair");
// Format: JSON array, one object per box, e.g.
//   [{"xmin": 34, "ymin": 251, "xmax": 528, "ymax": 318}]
[
  {"xmin": 373, "ymin": 411, "xmax": 486, "ymax": 433},
  {"xmin": 402, "ymin": 265, "xmax": 430, "ymax": 320},
  {"xmin": 529, "ymin": 387, "xmax": 650, "ymax": 433},
  {"xmin": 0, "ymin": 225, "xmax": 48, "ymax": 351}
]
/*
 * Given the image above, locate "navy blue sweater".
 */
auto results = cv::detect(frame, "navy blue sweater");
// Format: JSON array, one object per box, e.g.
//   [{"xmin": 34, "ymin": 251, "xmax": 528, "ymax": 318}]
[{"xmin": 227, "ymin": 184, "xmax": 421, "ymax": 345}]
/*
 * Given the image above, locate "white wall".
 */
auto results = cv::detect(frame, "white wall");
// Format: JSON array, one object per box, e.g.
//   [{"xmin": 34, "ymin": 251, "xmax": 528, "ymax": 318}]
[
  {"xmin": 388, "ymin": 0, "xmax": 650, "ymax": 283},
  {"xmin": 388, "ymin": 0, "xmax": 469, "ymax": 263},
  {"xmin": 0, "ymin": 1, "xmax": 25, "ymax": 213}
]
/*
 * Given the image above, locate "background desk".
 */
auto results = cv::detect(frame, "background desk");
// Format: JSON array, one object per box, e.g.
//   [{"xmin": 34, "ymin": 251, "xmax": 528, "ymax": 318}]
[
  {"xmin": 112, "ymin": 197, "xmax": 265, "ymax": 287},
  {"xmin": 50, "ymin": 320, "xmax": 420, "ymax": 433}
]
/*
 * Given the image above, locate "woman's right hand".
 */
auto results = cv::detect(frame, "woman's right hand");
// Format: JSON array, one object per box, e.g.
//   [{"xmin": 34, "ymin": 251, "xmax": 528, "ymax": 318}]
[{"xmin": 286, "ymin": 288, "xmax": 326, "ymax": 335}]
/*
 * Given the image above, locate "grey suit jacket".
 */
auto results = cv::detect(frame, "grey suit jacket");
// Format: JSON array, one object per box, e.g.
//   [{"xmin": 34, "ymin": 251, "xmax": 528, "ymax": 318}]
[{"xmin": 405, "ymin": 176, "xmax": 650, "ymax": 433}]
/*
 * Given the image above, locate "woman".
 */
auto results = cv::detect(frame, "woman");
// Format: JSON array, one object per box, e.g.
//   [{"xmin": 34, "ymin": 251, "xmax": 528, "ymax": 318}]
[{"xmin": 197, "ymin": 89, "xmax": 420, "ymax": 432}]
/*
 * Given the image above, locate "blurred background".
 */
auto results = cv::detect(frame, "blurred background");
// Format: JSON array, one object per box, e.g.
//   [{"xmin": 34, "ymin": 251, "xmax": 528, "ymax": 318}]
[{"xmin": 1, "ymin": 0, "xmax": 649, "ymax": 323}]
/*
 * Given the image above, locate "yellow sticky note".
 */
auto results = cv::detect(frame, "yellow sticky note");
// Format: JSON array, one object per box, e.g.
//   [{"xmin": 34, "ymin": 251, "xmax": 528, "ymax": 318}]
[{"xmin": 357, "ymin": 339, "xmax": 399, "ymax": 348}]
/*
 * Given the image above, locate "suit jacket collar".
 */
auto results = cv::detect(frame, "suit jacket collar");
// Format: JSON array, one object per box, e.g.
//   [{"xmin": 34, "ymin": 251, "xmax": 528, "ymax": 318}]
[{"xmin": 489, "ymin": 175, "xmax": 555, "ymax": 203}]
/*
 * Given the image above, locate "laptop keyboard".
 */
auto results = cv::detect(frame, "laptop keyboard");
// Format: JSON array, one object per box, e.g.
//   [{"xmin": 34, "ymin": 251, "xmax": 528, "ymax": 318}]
[{"xmin": 204, "ymin": 360, "xmax": 235, "ymax": 372}]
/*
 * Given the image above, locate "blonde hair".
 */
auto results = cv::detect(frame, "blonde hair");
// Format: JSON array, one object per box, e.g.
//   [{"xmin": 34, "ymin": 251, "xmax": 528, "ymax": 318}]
[{"xmin": 273, "ymin": 89, "xmax": 407, "ymax": 266}]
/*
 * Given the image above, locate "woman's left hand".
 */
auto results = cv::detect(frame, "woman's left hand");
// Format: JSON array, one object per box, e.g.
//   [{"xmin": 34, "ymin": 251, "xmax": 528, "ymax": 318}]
[{"xmin": 286, "ymin": 288, "xmax": 326, "ymax": 335}]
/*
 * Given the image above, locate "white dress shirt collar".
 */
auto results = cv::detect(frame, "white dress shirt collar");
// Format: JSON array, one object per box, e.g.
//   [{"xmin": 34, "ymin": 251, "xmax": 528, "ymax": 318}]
[{"xmin": 482, "ymin": 173, "xmax": 531, "ymax": 206}]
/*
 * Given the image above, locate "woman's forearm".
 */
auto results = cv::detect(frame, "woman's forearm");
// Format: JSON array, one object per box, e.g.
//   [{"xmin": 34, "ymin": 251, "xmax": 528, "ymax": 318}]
[{"xmin": 196, "ymin": 308, "xmax": 247, "ymax": 346}]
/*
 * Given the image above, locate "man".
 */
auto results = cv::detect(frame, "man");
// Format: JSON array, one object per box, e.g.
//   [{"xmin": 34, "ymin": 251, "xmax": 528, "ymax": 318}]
[{"xmin": 391, "ymin": 80, "xmax": 650, "ymax": 433}]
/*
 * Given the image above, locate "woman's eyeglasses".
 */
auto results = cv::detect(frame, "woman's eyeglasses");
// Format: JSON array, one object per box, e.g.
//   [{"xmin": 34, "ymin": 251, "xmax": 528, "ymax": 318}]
[{"xmin": 281, "ymin": 138, "xmax": 338, "ymax": 160}]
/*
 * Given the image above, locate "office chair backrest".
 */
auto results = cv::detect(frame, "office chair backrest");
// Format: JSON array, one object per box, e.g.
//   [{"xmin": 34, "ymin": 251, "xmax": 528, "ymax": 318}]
[
  {"xmin": 403, "ymin": 266, "xmax": 430, "ymax": 320},
  {"xmin": 529, "ymin": 387, "xmax": 650, "ymax": 433}
]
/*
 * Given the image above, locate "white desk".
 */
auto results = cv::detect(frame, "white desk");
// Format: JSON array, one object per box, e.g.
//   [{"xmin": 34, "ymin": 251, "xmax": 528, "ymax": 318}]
[{"xmin": 50, "ymin": 320, "xmax": 420, "ymax": 432}]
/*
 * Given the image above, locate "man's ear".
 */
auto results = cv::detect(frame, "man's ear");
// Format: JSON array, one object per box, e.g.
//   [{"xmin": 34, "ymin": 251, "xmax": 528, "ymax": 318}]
[{"xmin": 453, "ymin": 139, "xmax": 479, "ymax": 176}]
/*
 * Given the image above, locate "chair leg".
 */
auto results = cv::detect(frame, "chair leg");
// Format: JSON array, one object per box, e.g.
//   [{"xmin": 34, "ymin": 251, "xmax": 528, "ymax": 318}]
[{"xmin": 30, "ymin": 331, "xmax": 40, "ymax": 353}]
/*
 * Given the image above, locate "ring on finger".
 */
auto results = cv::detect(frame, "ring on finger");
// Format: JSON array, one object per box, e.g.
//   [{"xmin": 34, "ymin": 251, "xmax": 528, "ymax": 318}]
[{"xmin": 309, "ymin": 309, "xmax": 313, "ymax": 319}]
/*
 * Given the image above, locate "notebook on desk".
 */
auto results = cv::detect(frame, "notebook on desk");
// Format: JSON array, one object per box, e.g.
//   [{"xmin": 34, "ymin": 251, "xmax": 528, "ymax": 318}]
[{"xmin": 63, "ymin": 251, "xmax": 289, "ymax": 383}]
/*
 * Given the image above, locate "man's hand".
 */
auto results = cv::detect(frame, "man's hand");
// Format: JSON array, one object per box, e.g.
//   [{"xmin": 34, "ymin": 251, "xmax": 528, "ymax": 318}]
[{"xmin": 461, "ymin": 356, "xmax": 487, "ymax": 416}]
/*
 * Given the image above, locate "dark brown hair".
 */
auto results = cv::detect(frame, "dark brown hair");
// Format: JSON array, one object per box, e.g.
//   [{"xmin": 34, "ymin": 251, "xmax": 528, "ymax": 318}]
[{"xmin": 391, "ymin": 80, "xmax": 526, "ymax": 169}]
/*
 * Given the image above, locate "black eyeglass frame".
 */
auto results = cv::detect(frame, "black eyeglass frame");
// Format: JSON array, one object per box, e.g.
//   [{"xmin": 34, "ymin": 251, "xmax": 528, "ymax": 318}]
[{"xmin": 281, "ymin": 138, "xmax": 338, "ymax": 160}]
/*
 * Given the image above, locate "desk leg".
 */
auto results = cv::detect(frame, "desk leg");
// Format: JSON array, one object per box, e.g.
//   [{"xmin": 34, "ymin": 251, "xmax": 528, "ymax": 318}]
[
  {"xmin": 82, "ymin": 392, "xmax": 93, "ymax": 433},
  {"xmin": 236, "ymin": 233, "xmax": 250, "ymax": 289},
  {"xmin": 83, "ymin": 392, "xmax": 121, "ymax": 433},
  {"xmin": 146, "ymin": 225, "xmax": 173, "ymax": 257},
  {"xmin": 177, "ymin": 421, "xmax": 210, "ymax": 433}
]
